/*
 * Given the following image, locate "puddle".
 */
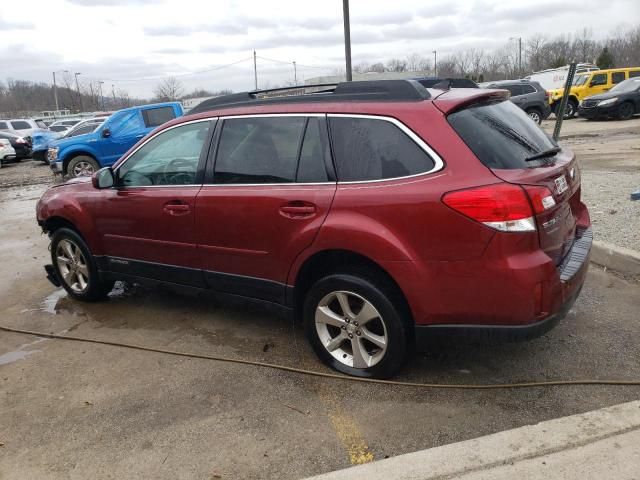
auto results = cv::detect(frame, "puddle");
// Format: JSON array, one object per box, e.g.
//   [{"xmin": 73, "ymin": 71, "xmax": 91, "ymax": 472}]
[{"xmin": 0, "ymin": 338, "xmax": 45, "ymax": 366}]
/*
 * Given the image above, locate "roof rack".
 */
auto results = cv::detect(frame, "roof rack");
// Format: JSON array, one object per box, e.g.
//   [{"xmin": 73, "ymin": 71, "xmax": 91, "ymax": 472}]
[{"xmin": 189, "ymin": 80, "xmax": 430, "ymax": 114}]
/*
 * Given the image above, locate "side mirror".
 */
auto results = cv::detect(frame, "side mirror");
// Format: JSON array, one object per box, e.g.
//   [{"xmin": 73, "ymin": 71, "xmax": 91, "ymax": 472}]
[
  {"xmin": 102, "ymin": 128, "xmax": 111, "ymax": 138},
  {"xmin": 92, "ymin": 167, "xmax": 115, "ymax": 189}
]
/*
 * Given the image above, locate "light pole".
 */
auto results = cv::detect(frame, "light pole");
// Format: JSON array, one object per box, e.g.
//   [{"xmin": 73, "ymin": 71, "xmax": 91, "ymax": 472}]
[
  {"xmin": 112, "ymin": 84, "xmax": 117, "ymax": 105},
  {"xmin": 253, "ymin": 50, "xmax": 258, "ymax": 90},
  {"xmin": 52, "ymin": 69, "xmax": 69, "ymax": 112},
  {"xmin": 74, "ymin": 73, "xmax": 83, "ymax": 112},
  {"xmin": 293, "ymin": 61, "xmax": 297, "ymax": 85},
  {"xmin": 433, "ymin": 50, "xmax": 437, "ymax": 77},
  {"xmin": 510, "ymin": 37, "xmax": 522, "ymax": 78},
  {"xmin": 98, "ymin": 81, "xmax": 105, "ymax": 111},
  {"xmin": 342, "ymin": 0, "xmax": 352, "ymax": 81}
]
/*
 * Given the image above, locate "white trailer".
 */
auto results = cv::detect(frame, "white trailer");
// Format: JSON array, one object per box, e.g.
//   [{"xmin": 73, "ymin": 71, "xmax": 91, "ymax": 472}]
[{"xmin": 525, "ymin": 64, "xmax": 600, "ymax": 91}]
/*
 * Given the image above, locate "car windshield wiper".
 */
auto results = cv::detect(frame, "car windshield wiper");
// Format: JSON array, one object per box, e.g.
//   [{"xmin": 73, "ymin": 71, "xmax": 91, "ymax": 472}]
[{"xmin": 525, "ymin": 146, "xmax": 561, "ymax": 162}]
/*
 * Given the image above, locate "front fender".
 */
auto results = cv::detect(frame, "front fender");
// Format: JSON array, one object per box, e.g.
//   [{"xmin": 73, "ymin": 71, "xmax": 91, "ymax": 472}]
[{"xmin": 59, "ymin": 145, "xmax": 101, "ymax": 166}]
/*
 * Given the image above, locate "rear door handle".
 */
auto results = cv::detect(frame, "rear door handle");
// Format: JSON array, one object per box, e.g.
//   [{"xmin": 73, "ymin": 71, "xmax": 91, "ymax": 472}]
[{"xmin": 279, "ymin": 203, "xmax": 316, "ymax": 218}]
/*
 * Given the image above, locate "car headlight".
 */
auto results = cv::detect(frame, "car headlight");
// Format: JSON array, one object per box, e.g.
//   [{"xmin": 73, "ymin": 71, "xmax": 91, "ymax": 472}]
[
  {"xmin": 597, "ymin": 97, "xmax": 618, "ymax": 106},
  {"xmin": 48, "ymin": 147, "xmax": 59, "ymax": 162}
]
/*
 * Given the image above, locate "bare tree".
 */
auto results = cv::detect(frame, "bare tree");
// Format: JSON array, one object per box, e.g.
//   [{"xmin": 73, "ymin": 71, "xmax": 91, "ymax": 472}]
[
  {"xmin": 386, "ymin": 58, "xmax": 408, "ymax": 72},
  {"xmin": 153, "ymin": 76, "xmax": 184, "ymax": 101},
  {"xmin": 526, "ymin": 34, "xmax": 547, "ymax": 72}
]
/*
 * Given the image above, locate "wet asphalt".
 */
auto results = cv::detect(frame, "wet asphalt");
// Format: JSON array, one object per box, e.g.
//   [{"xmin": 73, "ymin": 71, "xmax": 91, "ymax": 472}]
[{"xmin": 1, "ymin": 177, "xmax": 640, "ymax": 480}]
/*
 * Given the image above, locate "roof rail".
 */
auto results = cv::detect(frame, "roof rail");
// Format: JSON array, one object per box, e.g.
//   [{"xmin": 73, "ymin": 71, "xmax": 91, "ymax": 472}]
[{"xmin": 189, "ymin": 80, "xmax": 430, "ymax": 114}]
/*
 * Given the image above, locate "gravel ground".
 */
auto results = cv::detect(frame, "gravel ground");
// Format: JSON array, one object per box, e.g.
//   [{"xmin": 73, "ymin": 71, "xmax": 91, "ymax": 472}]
[
  {"xmin": 0, "ymin": 159, "xmax": 58, "ymax": 189},
  {"xmin": 541, "ymin": 117, "xmax": 640, "ymax": 251}
]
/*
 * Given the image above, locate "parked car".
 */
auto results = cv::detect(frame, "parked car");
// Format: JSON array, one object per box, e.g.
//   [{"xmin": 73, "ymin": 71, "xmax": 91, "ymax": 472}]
[
  {"xmin": 49, "ymin": 125, "xmax": 73, "ymax": 134},
  {"xmin": 0, "ymin": 118, "xmax": 48, "ymax": 136},
  {"xmin": 549, "ymin": 67, "xmax": 640, "ymax": 118},
  {"xmin": 578, "ymin": 77, "xmax": 640, "ymax": 120},
  {"xmin": 415, "ymin": 77, "xmax": 479, "ymax": 89},
  {"xmin": 0, "ymin": 138, "xmax": 16, "ymax": 167},
  {"xmin": 33, "ymin": 118, "xmax": 106, "ymax": 163},
  {"xmin": 480, "ymin": 80, "xmax": 551, "ymax": 124},
  {"xmin": 0, "ymin": 131, "xmax": 32, "ymax": 160},
  {"xmin": 48, "ymin": 102, "xmax": 183, "ymax": 177},
  {"xmin": 50, "ymin": 119, "xmax": 83, "ymax": 128},
  {"xmin": 36, "ymin": 81, "xmax": 592, "ymax": 378}
]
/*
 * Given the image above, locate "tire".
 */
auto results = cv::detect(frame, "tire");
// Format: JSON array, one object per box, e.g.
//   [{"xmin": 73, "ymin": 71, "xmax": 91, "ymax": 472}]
[
  {"xmin": 617, "ymin": 102, "xmax": 634, "ymax": 120},
  {"xmin": 303, "ymin": 271, "xmax": 410, "ymax": 378},
  {"xmin": 564, "ymin": 99, "xmax": 578, "ymax": 119},
  {"xmin": 526, "ymin": 108, "xmax": 542, "ymax": 125},
  {"xmin": 67, "ymin": 155, "xmax": 99, "ymax": 178},
  {"xmin": 50, "ymin": 228, "xmax": 114, "ymax": 302}
]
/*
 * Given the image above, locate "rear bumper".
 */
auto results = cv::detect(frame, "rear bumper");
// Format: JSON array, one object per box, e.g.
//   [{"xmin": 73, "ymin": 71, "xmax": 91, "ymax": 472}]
[{"xmin": 413, "ymin": 227, "xmax": 592, "ymax": 350}]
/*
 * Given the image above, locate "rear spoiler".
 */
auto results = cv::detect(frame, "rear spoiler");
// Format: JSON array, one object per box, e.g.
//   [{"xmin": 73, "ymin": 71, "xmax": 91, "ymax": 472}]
[{"xmin": 433, "ymin": 89, "xmax": 510, "ymax": 115}]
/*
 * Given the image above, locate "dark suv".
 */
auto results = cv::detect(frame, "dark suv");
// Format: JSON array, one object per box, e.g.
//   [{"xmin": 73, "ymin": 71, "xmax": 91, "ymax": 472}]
[
  {"xmin": 36, "ymin": 80, "xmax": 591, "ymax": 378},
  {"xmin": 481, "ymin": 80, "xmax": 551, "ymax": 124}
]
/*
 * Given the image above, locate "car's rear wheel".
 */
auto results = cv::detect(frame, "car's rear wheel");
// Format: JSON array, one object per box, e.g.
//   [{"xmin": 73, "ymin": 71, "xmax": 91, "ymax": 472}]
[
  {"xmin": 51, "ymin": 228, "xmax": 114, "ymax": 302},
  {"xmin": 303, "ymin": 272, "xmax": 409, "ymax": 378},
  {"xmin": 526, "ymin": 108, "xmax": 542, "ymax": 124},
  {"xmin": 68, "ymin": 155, "xmax": 99, "ymax": 178},
  {"xmin": 617, "ymin": 102, "xmax": 635, "ymax": 120}
]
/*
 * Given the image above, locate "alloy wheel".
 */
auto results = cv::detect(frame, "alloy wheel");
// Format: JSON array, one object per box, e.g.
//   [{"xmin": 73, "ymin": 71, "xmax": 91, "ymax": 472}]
[
  {"xmin": 55, "ymin": 239, "xmax": 90, "ymax": 293},
  {"xmin": 528, "ymin": 111, "xmax": 541, "ymax": 124},
  {"xmin": 315, "ymin": 290, "xmax": 388, "ymax": 369},
  {"xmin": 73, "ymin": 161, "xmax": 96, "ymax": 177}
]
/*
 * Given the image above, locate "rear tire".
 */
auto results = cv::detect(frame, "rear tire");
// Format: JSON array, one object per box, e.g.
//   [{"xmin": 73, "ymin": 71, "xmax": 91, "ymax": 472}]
[
  {"xmin": 50, "ymin": 228, "xmax": 114, "ymax": 302},
  {"xmin": 617, "ymin": 102, "xmax": 634, "ymax": 120},
  {"xmin": 526, "ymin": 108, "xmax": 542, "ymax": 124},
  {"xmin": 303, "ymin": 271, "xmax": 409, "ymax": 378},
  {"xmin": 67, "ymin": 155, "xmax": 99, "ymax": 178}
]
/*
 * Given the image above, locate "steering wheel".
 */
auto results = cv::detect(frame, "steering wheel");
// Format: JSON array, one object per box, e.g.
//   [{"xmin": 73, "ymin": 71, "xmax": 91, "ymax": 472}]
[{"xmin": 161, "ymin": 158, "xmax": 196, "ymax": 185}]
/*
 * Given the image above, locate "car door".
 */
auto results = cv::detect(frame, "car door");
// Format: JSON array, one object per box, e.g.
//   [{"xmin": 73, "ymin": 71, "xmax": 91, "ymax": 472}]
[
  {"xmin": 587, "ymin": 72, "xmax": 610, "ymax": 97},
  {"xmin": 194, "ymin": 114, "xmax": 336, "ymax": 304},
  {"xmin": 91, "ymin": 119, "xmax": 214, "ymax": 287}
]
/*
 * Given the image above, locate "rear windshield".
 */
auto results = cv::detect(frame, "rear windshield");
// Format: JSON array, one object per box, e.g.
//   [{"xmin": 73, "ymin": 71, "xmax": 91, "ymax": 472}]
[{"xmin": 448, "ymin": 100, "xmax": 557, "ymax": 169}]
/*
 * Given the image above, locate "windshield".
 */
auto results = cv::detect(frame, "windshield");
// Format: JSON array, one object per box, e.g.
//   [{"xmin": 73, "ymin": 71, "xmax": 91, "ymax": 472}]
[
  {"xmin": 572, "ymin": 74, "xmax": 589, "ymax": 86},
  {"xmin": 448, "ymin": 100, "xmax": 557, "ymax": 169},
  {"xmin": 610, "ymin": 78, "xmax": 640, "ymax": 93}
]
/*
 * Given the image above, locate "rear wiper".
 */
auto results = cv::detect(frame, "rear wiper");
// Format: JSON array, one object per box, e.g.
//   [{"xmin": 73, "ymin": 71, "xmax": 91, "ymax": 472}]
[{"xmin": 525, "ymin": 146, "xmax": 561, "ymax": 162}]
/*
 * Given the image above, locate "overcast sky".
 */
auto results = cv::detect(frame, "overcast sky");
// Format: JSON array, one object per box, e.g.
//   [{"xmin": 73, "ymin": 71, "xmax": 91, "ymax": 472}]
[{"xmin": 1, "ymin": 0, "xmax": 638, "ymax": 98}]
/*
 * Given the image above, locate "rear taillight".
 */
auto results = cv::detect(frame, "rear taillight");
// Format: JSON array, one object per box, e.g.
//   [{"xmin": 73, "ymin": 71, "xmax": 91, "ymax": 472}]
[
  {"xmin": 443, "ymin": 184, "xmax": 536, "ymax": 232},
  {"xmin": 522, "ymin": 185, "xmax": 556, "ymax": 213},
  {"xmin": 443, "ymin": 183, "xmax": 556, "ymax": 232}
]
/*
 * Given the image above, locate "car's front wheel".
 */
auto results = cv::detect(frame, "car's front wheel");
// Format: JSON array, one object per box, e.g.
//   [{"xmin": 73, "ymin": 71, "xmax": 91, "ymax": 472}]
[
  {"xmin": 617, "ymin": 102, "xmax": 635, "ymax": 120},
  {"xmin": 303, "ymin": 272, "xmax": 409, "ymax": 378},
  {"xmin": 51, "ymin": 228, "xmax": 114, "ymax": 302},
  {"xmin": 67, "ymin": 155, "xmax": 99, "ymax": 178}
]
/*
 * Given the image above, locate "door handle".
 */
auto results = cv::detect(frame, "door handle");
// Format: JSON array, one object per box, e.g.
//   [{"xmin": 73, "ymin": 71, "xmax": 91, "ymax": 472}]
[
  {"xmin": 163, "ymin": 202, "xmax": 191, "ymax": 215},
  {"xmin": 279, "ymin": 202, "xmax": 316, "ymax": 218}
]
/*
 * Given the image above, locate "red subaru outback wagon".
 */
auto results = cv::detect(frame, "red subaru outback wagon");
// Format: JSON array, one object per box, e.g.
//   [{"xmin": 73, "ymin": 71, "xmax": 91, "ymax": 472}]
[{"xmin": 37, "ymin": 80, "xmax": 592, "ymax": 378}]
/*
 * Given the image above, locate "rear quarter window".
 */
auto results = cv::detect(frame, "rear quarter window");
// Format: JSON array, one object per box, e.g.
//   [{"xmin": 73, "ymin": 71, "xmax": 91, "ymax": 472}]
[
  {"xmin": 329, "ymin": 116, "xmax": 435, "ymax": 182},
  {"xmin": 142, "ymin": 106, "xmax": 177, "ymax": 128},
  {"xmin": 448, "ymin": 100, "xmax": 557, "ymax": 169}
]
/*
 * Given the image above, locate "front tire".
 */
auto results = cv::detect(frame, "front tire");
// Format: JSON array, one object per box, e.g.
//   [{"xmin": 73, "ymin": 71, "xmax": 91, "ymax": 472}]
[
  {"xmin": 303, "ymin": 272, "xmax": 409, "ymax": 378},
  {"xmin": 617, "ymin": 102, "xmax": 634, "ymax": 120},
  {"xmin": 564, "ymin": 99, "xmax": 578, "ymax": 119},
  {"xmin": 51, "ymin": 228, "xmax": 114, "ymax": 302},
  {"xmin": 67, "ymin": 155, "xmax": 99, "ymax": 178}
]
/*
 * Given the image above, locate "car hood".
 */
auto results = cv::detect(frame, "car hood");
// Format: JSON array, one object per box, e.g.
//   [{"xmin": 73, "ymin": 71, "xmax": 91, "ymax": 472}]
[
  {"xmin": 50, "ymin": 175, "xmax": 93, "ymax": 189},
  {"xmin": 50, "ymin": 132, "xmax": 96, "ymax": 149},
  {"xmin": 584, "ymin": 91, "xmax": 625, "ymax": 101}
]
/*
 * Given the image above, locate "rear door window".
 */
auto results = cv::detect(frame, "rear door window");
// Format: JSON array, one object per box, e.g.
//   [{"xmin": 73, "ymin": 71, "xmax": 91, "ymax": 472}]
[
  {"xmin": 214, "ymin": 116, "xmax": 306, "ymax": 184},
  {"xmin": 142, "ymin": 106, "xmax": 177, "ymax": 128},
  {"xmin": 506, "ymin": 85, "xmax": 524, "ymax": 97},
  {"xmin": 0, "ymin": 122, "xmax": 8, "ymax": 129},
  {"xmin": 612, "ymin": 71, "xmax": 626, "ymax": 84},
  {"xmin": 11, "ymin": 121, "xmax": 31, "ymax": 130},
  {"xmin": 448, "ymin": 100, "xmax": 557, "ymax": 169},
  {"xmin": 521, "ymin": 84, "xmax": 536, "ymax": 95},
  {"xmin": 329, "ymin": 116, "xmax": 435, "ymax": 182}
]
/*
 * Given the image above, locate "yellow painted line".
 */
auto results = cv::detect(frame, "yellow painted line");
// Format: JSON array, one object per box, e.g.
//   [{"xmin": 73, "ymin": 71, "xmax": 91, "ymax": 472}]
[{"xmin": 317, "ymin": 386, "xmax": 374, "ymax": 465}]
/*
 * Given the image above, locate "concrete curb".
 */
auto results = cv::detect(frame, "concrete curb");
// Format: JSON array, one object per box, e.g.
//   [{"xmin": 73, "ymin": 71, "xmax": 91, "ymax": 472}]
[
  {"xmin": 591, "ymin": 240, "xmax": 640, "ymax": 277},
  {"xmin": 304, "ymin": 401, "xmax": 640, "ymax": 480}
]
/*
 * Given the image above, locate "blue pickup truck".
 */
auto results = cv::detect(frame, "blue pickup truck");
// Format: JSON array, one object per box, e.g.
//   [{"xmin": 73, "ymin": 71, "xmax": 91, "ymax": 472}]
[{"xmin": 49, "ymin": 102, "xmax": 183, "ymax": 177}]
